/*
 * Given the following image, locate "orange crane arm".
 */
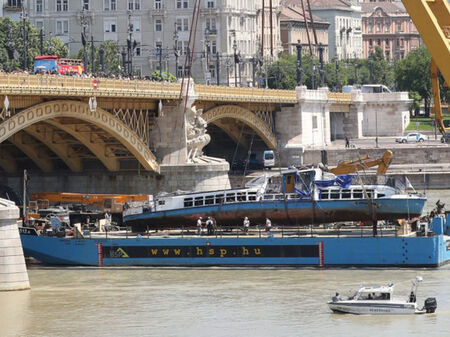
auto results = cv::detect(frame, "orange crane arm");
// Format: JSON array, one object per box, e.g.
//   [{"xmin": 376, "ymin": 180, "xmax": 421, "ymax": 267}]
[{"xmin": 329, "ymin": 150, "xmax": 393, "ymax": 175}]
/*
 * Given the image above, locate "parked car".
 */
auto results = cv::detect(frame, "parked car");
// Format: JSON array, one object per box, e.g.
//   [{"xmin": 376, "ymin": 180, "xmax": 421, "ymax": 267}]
[{"xmin": 396, "ymin": 133, "xmax": 429, "ymax": 143}]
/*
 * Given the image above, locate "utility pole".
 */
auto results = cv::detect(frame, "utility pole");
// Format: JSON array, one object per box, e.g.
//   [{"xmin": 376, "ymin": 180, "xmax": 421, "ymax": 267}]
[
  {"xmin": 39, "ymin": 29, "xmax": 44, "ymax": 55},
  {"xmin": 80, "ymin": 8, "xmax": 88, "ymax": 73},
  {"xmin": 21, "ymin": 6, "xmax": 28, "ymax": 70},
  {"xmin": 173, "ymin": 24, "xmax": 180, "ymax": 78},
  {"xmin": 158, "ymin": 45, "xmax": 162, "ymax": 80},
  {"xmin": 252, "ymin": 57, "xmax": 256, "ymax": 87},
  {"xmin": 127, "ymin": 14, "xmax": 134, "ymax": 76},
  {"xmin": 335, "ymin": 59, "xmax": 339, "ymax": 91},
  {"xmin": 319, "ymin": 44, "xmax": 324, "ymax": 87},
  {"xmin": 99, "ymin": 48, "xmax": 105, "ymax": 73},
  {"xmin": 296, "ymin": 40, "xmax": 302, "ymax": 86},
  {"xmin": 91, "ymin": 35, "xmax": 94, "ymax": 74},
  {"xmin": 369, "ymin": 51, "xmax": 374, "ymax": 83},
  {"xmin": 233, "ymin": 39, "xmax": 238, "ymax": 87},
  {"xmin": 216, "ymin": 52, "xmax": 220, "ymax": 86},
  {"xmin": 121, "ymin": 48, "xmax": 127, "ymax": 75}
]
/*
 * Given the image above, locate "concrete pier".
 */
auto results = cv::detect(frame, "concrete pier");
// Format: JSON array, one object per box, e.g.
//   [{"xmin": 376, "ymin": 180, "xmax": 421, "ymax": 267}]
[{"xmin": 0, "ymin": 198, "xmax": 30, "ymax": 291}]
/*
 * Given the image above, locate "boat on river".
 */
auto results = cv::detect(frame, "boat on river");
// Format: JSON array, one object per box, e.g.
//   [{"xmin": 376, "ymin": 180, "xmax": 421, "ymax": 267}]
[
  {"xmin": 123, "ymin": 167, "xmax": 426, "ymax": 231},
  {"xmin": 328, "ymin": 277, "xmax": 437, "ymax": 315}
]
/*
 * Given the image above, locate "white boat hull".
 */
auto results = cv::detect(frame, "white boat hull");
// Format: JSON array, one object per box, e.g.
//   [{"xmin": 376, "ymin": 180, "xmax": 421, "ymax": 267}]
[{"xmin": 328, "ymin": 301, "xmax": 417, "ymax": 315}]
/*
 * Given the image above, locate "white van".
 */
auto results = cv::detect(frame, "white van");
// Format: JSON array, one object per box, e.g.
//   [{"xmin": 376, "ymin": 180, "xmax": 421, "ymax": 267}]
[
  {"xmin": 361, "ymin": 84, "xmax": 391, "ymax": 93},
  {"xmin": 263, "ymin": 150, "xmax": 275, "ymax": 169}
]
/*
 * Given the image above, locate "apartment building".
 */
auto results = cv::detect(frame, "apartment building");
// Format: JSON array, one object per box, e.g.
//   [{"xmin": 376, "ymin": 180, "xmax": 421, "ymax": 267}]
[
  {"xmin": 361, "ymin": 0, "xmax": 420, "ymax": 60},
  {"xmin": 20, "ymin": 0, "xmax": 281, "ymax": 86}
]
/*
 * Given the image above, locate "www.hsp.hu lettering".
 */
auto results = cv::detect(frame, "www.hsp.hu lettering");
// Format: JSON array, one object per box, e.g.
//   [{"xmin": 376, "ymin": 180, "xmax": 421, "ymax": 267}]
[{"xmin": 103, "ymin": 245, "xmax": 318, "ymax": 259}]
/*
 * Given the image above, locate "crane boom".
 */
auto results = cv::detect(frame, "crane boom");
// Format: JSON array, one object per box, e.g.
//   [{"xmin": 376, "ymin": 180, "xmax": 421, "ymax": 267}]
[
  {"xmin": 402, "ymin": 0, "xmax": 450, "ymax": 140},
  {"xmin": 329, "ymin": 150, "xmax": 393, "ymax": 175}
]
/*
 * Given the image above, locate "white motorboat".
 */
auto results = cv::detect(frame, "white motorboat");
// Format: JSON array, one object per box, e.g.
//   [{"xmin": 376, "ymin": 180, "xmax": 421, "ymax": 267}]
[{"xmin": 328, "ymin": 277, "xmax": 437, "ymax": 315}]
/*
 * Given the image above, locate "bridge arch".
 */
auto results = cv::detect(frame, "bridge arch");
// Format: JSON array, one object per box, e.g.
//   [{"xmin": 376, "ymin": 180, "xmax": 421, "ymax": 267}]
[
  {"xmin": 0, "ymin": 100, "xmax": 159, "ymax": 172},
  {"xmin": 202, "ymin": 105, "xmax": 277, "ymax": 150}
]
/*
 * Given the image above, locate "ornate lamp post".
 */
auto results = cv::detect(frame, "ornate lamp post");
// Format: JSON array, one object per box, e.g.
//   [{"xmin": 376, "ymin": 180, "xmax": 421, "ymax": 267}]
[
  {"xmin": 233, "ymin": 39, "xmax": 238, "ymax": 87},
  {"xmin": 173, "ymin": 24, "xmax": 180, "ymax": 78},
  {"xmin": 21, "ymin": 5, "xmax": 28, "ymax": 70},
  {"xmin": 296, "ymin": 40, "xmax": 302, "ymax": 86},
  {"xmin": 80, "ymin": 8, "xmax": 89, "ymax": 73}
]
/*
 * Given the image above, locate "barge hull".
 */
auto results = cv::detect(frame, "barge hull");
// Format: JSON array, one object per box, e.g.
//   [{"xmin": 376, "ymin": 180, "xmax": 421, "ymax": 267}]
[{"xmin": 20, "ymin": 233, "xmax": 450, "ymax": 267}]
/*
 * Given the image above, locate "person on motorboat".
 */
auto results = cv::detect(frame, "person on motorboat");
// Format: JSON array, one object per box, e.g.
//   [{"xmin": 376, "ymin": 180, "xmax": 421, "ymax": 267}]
[
  {"xmin": 243, "ymin": 217, "xmax": 250, "ymax": 234},
  {"xmin": 197, "ymin": 217, "xmax": 203, "ymax": 236},
  {"xmin": 332, "ymin": 292, "xmax": 341, "ymax": 302}
]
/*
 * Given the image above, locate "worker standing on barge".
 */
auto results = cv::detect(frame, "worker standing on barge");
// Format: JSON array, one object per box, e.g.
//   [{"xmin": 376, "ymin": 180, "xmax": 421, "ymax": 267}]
[
  {"xmin": 243, "ymin": 217, "xmax": 250, "ymax": 234},
  {"xmin": 197, "ymin": 217, "xmax": 203, "ymax": 236}
]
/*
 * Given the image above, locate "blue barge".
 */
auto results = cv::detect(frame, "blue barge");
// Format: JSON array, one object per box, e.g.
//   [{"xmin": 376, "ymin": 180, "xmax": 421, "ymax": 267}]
[{"xmin": 19, "ymin": 216, "xmax": 450, "ymax": 267}]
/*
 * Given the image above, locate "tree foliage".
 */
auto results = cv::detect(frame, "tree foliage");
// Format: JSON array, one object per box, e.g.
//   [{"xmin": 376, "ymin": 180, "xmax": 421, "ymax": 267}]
[
  {"xmin": 0, "ymin": 17, "xmax": 68, "ymax": 71},
  {"xmin": 76, "ymin": 40, "xmax": 121, "ymax": 75},
  {"xmin": 395, "ymin": 46, "xmax": 432, "ymax": 114}
]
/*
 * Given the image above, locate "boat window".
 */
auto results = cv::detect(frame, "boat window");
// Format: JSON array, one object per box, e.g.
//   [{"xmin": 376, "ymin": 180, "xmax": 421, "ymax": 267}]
[
  {"xmin": 377, "ymin": 193, "xmax": 385, "ymax": 198},
  {"xmin": 366, "ymin": 190, "xmax": 374, "ymax": 199},
  {"xmin": 215, "ymin": 194, "xmax": 224, "ymax": 204},
  {"xmin": 248, "ymin": 192, "xmax": 257, "ymax": 201},
  {"xmin": 205, "ymin": 195, "xmax": 214, "ymax": 205},
  {"xmin": 341, "ymin": 190, "xmax": 351, "ymax": 199},
  {"xmin": 184, "ymin": 198, "xmax": 193, "ymax": 207},
  {"xmin": 158, "ymin": 200, "xmax": 165, "ymax": 205},
  {"xmin": 321, "ymin": 191, "xmax": 329, "ymax": 199},
  {"xmin": 330, "ymin": 191, "xmax": 340, "ymax": 199},
  {"xmin": 194, "ymin": 197, "xmax": 204, "ymax": 206},
  {"xmin": 264, "ymin": 194, "xmax": 274, "ymax": 200},
  {"xmin": 236, "ymin": 192, "xmax": 246, "ymax": 202},
  {"xmin": 275, "ymin": 194, "xmax": 284, "ymax": 200},
  {"xmin": 226, "ymin": 193, "xmax": 236, "ymax": 203},
  {"xmin": 353, "ymin": 190, "xmax": 363, "ymax": 199}
]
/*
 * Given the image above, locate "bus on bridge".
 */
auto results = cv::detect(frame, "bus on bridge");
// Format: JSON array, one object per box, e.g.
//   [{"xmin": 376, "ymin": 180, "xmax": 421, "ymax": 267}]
[{"xmin": 34, "ymin": 55, "xmax": 84, "ymax": 75}]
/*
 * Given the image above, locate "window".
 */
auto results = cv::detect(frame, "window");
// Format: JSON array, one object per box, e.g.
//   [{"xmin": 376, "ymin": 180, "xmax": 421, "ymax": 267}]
[
  {"xmin": 155, "ymin": 0, "xmax": 161, "ymax": 9},
  {"xmin": 155, "ymin": 19, "xmax": 162, "ymax": 31},
  {"xmin": 397, "ymin": 22, "xmax": 402, "ymax": 32},
  {"xmin": 342, "ymin": 190, "xmax": 351, "ymax": 199},
  {"xmin": 207, "ymin": 0, "xmax": 215, "ymax": 8},
  {"xmin": 56, "ymin": 20, "xmax": 69, "ymax": 35},
  {"xmin": 176, "ymin": 18, "xmax": 189, "ymax": 31},
  {"xmin": 194, "ymin": 197, "xmax": 204, "ymax": 206},
  {"xmin": 7, "ymin": 0, "xmax": 22, "ymax": 7},
  {"xmin": 211, "ymin": 40, "xmax": 217, "ymax": 54},
  {"xmin": 131, "ymin": 18, "xmax": 141, "ymax": 32},
  {"xmin": 184, "ymin": 198, "xmax": 193, "ymax": 207},
  {"xmin": 376, "ymin": 23, "xmax": 380, "ymax": 32},
  {"xmin": 104, "ymin": 19, "xmax": 117, "ymax": 33},
  {"xmin": 205, "ymin": 195, "xmax": 214, "ymax": 205},
  {"xmin": 104, "ymin": 0, "xmax": 116, "ymax": 10},
  {"xmin": 206, "ymin": 17, "xmax": 216, "ymax": 31},
  {"xmin": 36, "ymin": 0, "xmax": 43, "ymax": 12},
  {"xmin": 226, "ymin": 193, "xmax": 236, "ymax": 203},
  {"xmin": 215, "ymin": 194, "xmax": 224, "ymax": 204},
  {"xmin": 35, "ymin": 21, "xmax": 44, "ymax": 30},
  {"xmin": 128, "ymin": 0, "xmax": 140, "ymax": 10},
  {"xmin": 369, "ymin": 39, "xmax": 372, "ymax": 46},
  {"xmin": 56, "ymin": 0, "xmax": 68, "ymax": 11},
  {"xmin": 83, "ymin": 0, "xmax": 89, "ymax": 10},
  {"xmin": 312, "ymin": 116, "xmax": 318, "ymax": 129},
  {"xmin": 176, "ymin": 0, "xmax": 188, "ymax": 9}
]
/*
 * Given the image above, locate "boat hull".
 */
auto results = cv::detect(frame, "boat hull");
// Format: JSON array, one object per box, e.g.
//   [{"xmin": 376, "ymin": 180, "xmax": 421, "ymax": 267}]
[
  {"xmin": 124, "ymin": 198, "xmax": 426, "ymax": 230},
  {"xmin": 328, "ymin": 301, "xmax": 416, "ymax": 315}
]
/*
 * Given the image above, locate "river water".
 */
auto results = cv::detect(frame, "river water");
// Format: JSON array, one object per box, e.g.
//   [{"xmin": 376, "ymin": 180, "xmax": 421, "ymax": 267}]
[{"xmin": 2, "ymin": 191, "xmax": 450, "ymax": 337}]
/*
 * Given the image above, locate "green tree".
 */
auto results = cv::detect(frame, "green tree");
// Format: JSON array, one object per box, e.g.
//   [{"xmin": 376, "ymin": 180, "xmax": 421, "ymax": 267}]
[
  {"xmin": 76, "ymin": 41, "xmax": 122, "ymax": 75},
  {"xmin": 151, "ymin": 71, "xmax": 176, "ymax": 82},
  {"xmin": 0, "ymin": 17, "xmax": 68, "ymax": 71},
  {"xmin": 395, "ymin": 46, "xmax": 432, "ymax": 115}
]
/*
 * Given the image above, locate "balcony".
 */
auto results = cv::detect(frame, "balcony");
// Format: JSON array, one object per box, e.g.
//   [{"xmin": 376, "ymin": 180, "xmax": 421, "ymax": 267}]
[{"xmin": 205, "ymin": 28, "xmax": 217, "ymax": 36}]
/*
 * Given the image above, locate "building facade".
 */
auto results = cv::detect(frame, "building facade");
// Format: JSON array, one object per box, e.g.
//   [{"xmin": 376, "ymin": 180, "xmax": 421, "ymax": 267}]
[
  {"xmin": 21, "ymin": 0, "xmax": 282, "ymax": 86},
  {"xmin": 361, "ymin": 0, "xmax": 421, "ymax": 60},
  {"xmin": 282, "ymin": 0, "xmax": 362, "ymax": 61},
  {"xmin": 280, "ymin": 6, "xmax": 329, "ymax": 60}
]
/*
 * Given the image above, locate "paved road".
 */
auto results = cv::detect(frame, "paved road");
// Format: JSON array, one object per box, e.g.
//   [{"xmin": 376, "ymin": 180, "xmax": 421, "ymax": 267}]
[{"xmin": 328, "ymin": 136, "xmax": 448, "ymax": 150}]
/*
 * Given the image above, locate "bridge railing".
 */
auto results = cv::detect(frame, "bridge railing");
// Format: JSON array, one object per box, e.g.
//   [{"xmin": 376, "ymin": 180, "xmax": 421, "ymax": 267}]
[
  {"xmin": 195, "ymin": 84, "xmax": 298, "ymax": 103},
  {"xmin": 0, "ymin": 73, "xmax": 182, "ymax": 98}
]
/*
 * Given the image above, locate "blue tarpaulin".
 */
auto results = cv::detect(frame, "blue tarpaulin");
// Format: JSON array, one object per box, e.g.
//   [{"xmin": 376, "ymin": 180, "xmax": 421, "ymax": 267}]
[{"xmin": 315, "ymin": 175, "xmax": 353, "ymax": 189}]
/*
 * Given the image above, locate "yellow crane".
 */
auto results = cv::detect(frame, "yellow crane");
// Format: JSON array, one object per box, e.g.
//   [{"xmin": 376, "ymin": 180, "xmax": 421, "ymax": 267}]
[
  {"xmin": 402, "ymin": 0, "xmax": 450, "ymax": 141},
  {"xmin": 329, "ymin": 150, "xmax": 393, "ymax": 175}
]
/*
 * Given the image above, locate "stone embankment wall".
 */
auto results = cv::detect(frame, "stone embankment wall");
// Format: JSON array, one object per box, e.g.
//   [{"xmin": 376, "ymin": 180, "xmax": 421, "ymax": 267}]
[{"xmin": 304, "ymin": 147, "xmax": 450, "ymax": 166}]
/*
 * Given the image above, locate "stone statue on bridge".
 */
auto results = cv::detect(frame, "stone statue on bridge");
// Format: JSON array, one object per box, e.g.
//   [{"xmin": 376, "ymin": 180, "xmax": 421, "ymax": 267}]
[{"xmin": 186, "ymin": 106, "xmax": 211, "ymax": 163}]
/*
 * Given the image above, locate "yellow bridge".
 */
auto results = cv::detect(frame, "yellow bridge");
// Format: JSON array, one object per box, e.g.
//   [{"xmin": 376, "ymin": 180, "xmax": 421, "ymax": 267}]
[{"xmin": 0, "ymin": 74, "xmax": 352, "ymax": 174}]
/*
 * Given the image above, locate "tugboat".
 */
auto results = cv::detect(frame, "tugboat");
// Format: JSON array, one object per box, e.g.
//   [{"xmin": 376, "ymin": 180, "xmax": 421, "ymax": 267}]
[{"xmin": 328, "ymin": 276, "xmax": 437, "ymax": 315}]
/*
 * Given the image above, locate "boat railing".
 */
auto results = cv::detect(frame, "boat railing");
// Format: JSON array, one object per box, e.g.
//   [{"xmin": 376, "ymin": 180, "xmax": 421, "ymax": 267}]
[{"xmin": 41, "ymin": 220, "xmax": 403, "ymax": 240}]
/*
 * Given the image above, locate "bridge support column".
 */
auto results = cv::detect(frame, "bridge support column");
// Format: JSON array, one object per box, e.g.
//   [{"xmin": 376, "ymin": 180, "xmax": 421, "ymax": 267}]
[
  {"xmin": 275, "ymin": 86, "xmax": 331, "ymax": 166},
  {"xmin": 150, "ymin": 103, "xmax": 188, "ymax": 165}
]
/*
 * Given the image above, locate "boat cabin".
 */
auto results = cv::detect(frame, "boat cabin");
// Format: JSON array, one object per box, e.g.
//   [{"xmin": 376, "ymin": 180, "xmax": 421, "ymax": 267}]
[{"xmin": 351, "ymin": 285, "xmax": 394, "ymax": 301}]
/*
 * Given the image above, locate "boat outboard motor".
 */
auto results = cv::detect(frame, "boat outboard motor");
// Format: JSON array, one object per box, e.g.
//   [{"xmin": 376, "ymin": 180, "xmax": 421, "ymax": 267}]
[{"xmin": 423, "ymin": 297, "xmax": 437, "ymax": 313}]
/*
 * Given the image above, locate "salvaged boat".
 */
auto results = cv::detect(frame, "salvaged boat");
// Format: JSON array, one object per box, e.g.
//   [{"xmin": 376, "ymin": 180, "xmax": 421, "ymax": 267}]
[
  {"xmin": 123, "ymin": 167, "xmax": 426, "ymax": 231},
  {"xmin": 328, "ymin": 277, "xmax": 437, "ymax": 315}
]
